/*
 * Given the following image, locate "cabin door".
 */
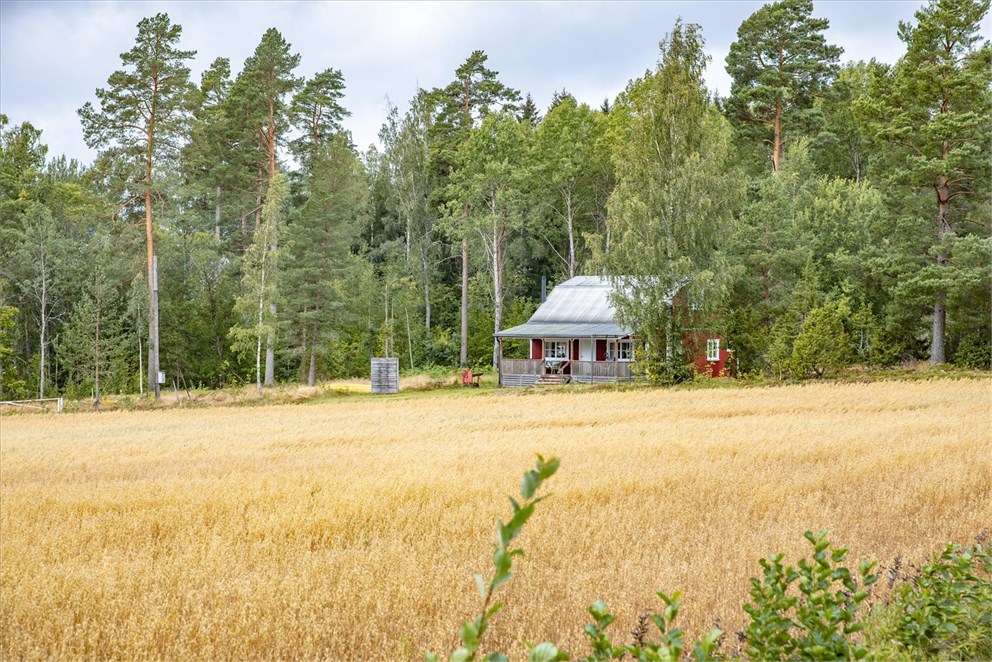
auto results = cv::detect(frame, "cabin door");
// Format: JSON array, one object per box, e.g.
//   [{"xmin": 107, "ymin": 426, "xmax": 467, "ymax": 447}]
[{"xmin": 579, "ymin": 339, "xmax": 593, "ymax": 361}]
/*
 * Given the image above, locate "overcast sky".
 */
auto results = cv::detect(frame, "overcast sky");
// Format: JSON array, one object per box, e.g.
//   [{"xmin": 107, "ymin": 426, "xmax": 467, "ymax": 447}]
[{"xmin": 2, "ymin": 1, "xmax": 986, "ymax": 165}]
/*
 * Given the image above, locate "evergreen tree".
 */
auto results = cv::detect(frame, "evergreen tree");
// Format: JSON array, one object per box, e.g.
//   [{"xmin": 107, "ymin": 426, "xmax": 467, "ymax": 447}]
[
  {"xmin": 725, "ymin": 0, "xmax": 842, "ymax": 173},
  {"xmin": 284, "ymin": 135, "xmax": 367, "ymax": 385},
  {"xmin": 56, "ymin": 265, "xmax": 126, "ymax": 406},
  {"xmin": 77, "ymin": 12, "xmax": 195, "ymax": 398},
  {"xmin": 228, "ymin": 28, "xmax": 301, "ymax": 231},
  {"xmin": 857, "ymin": 0, "xmax": 991, "ymax": 364},
  {"xmin": 428, "ymin": 50, "xmax": 521, "ymax": 367},
  {"xmin": 290, "ymin": 68, "xmax": 349, "ymax": 169},
  {"xmin": 520, "ymin": 93, "xmax": 540, "ymax": 125}
]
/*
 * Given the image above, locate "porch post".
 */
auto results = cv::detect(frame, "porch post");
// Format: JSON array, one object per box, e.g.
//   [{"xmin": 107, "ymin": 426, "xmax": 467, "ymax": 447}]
[{"xmin": 498, "ymin": 337, "xmax": 503, "ymax": 387}]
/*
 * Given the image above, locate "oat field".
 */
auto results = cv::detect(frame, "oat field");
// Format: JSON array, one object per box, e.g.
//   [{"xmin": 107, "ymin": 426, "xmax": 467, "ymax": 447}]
[{"xmin": 1, "ymin": 379, "xmax": 990, "ymax": 660}]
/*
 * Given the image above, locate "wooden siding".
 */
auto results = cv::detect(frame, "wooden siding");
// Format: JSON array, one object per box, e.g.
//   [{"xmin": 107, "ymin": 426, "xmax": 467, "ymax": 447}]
[{"xmin": 371, "ymin": 358, "xmax": 399, "ymax": 394}]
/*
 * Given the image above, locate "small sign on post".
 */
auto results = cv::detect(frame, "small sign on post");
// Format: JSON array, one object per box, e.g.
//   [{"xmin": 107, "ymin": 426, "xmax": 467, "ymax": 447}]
[
  {"xmin": 371, "ymin": 358, "xmax": 399, "ymax": 394},
  {"xmin": 157, "ymin": 370, "xmax": 166, "ymax": 385}
]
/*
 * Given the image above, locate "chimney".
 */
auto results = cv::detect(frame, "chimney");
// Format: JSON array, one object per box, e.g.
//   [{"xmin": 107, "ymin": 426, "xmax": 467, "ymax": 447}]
[{"xmin": 541, "ymin": 275, "xmax": 547, "ymax": 303}]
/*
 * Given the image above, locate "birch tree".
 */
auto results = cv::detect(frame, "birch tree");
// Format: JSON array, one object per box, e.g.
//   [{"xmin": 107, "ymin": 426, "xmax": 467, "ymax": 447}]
[
  {"xmin": 449, "ymin": 112, "xmax": 529, "ymax": 369},
  {"xmin": 607, "ymin": 21, "xmax": 743, "ymax": 374},
  {"xmin": 230, "ymin": 172, "xmax": 286, "ymax": 396}
]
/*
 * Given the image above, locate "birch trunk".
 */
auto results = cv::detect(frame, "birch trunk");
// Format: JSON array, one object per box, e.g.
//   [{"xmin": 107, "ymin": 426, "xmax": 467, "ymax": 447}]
[{"xmin": 264, "ymin": 303, "xmax": 276, "ymax": 385}]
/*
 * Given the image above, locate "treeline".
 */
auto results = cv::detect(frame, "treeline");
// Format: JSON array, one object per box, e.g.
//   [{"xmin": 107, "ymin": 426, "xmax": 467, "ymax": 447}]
[{"xmin": 0, "ymin": 0, "xmax": 989, "ymax": 402}]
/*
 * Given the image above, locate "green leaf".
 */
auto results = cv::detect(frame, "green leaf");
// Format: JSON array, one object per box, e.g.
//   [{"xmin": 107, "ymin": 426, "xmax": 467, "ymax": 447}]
[
  {"xmin": 521, "ymin": 471, "xmax": 539, "ymax": 500},
  {"xmin": 485, "ymin": 654, "xmax": 509, "ymax": 662},
  {"xmin": 529, "ymin": 642, "xmax": 566, "ymax": 662},
  {"xmin": 538, "ymin": 457, "xmax": 560, "ymax": 480},
  {"xmin": 491, "ymin": 572, "xmax": 513, "ymax": 591},
  {"xmin": 449, "ymin": 648, "xmax": 472, "ymax": 662},
  {"xmin": 493, "ymin": 549, "xmax": 512, "ymax": 576},
  {"xmin": 474, "ymin": 573, "xmax": 487, "ymax": 599},
  {"xmin": 460, "ymin": 622, "xmax": 479, "ymax": 651}
]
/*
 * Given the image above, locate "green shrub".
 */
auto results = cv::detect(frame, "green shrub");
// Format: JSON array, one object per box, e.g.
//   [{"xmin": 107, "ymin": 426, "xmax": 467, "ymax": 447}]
[
  {"xmin": 865, "ymin": 536, "xmax": 992, "ymax": 660},
  {"xmin": 743, "ymin": 530, "xmax": 877, "ymax": 660},
  {"xmin": 430, "ymin": 458, "xmax": 989, "ymax": 661}
]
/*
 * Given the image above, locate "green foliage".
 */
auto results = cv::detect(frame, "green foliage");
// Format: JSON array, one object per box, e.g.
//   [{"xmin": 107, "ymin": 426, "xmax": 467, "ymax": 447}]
[
  {"xmin": 790, "ymin": 301, "xmax": 852, "ymax": 378},
  {"xmin": 954, "ymin": 334, "xmax": 991, "ymax": 369},
  {"xmin": 725, "ymin": 0, "xmax": 842, "ymax": 171},
  {"xmin": 743, "ymin": 530, "xmax": 878, "ymax": 660},
  {"xmin": 867, "ymin": 537, "xmax": 992, "ymax": 660},
  {"xmin": 607, "ymin": 21, "xmax": 742, "ymax": 367}
]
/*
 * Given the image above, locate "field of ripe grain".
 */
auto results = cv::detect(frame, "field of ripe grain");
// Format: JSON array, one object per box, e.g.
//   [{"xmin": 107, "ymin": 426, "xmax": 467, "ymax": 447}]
[{"xmin": 1, "ymin": 379, "xmax": 990, "ymax": 660}]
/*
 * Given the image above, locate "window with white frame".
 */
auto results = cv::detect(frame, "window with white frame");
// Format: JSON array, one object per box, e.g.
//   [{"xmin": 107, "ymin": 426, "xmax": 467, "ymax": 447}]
[
  {"xmin": 706, "ymin": 338, "xmax": 720, "ymax": 362},
  {"xmin": 608, "ymin": 339, "xmax": 633, "ymax": 361},
  {"xmin": 544, "ymin": 340, "xmax": 568, "ymax": 360}
]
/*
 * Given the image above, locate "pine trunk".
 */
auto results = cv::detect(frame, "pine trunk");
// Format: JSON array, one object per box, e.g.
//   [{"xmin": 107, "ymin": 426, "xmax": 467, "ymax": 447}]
[
  {"xmin": 460, "ymin": 232, "xmax": 469, "ymax": 367},
  {"xmin": 307, "ymin": 340, "xmax": 316, "ymax": 387},
  {"xmin": 931, "ymin": 172, "xmax": 951, "ymax": 365}
]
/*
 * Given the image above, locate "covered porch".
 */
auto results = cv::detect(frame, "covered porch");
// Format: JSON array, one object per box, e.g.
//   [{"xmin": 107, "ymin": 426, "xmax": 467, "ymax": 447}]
[
  {"xmin": 498, "ymin": 357, "xmax": 635, "ymax": 387},
  {"xmin": 495, "ymin": 326, "xmax": 637, "ymax": 387}
]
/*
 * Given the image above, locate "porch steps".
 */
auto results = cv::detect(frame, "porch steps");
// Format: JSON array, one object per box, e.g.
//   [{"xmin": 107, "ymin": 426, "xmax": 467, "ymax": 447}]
[{"xmin": 535, "ymin": 374, "xmax": 571, "ymax": 386}]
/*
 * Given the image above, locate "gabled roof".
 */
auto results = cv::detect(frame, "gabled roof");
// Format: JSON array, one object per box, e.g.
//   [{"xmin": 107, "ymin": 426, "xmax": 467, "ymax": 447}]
[{"xmin": 495, "ymin": 276, "xmax": 631, "ymax": 338}]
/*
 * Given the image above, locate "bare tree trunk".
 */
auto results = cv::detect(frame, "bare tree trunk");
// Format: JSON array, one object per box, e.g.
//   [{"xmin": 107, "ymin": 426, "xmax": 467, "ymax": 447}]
[
  {"xmin": 214, "ymin": 186, "xmax": 222, "ymax": 242},
  {"xmin": 94, "ymin": 297, "xmax": 101, "ymax": 408},
  {"xmin": 256, "ymin": 253, "xmax": 267, "ymax": 399},
  {"xmin": 931, "ymin": 172, "xmax": 951, "ymax": 365},
  {"xmin": 38, "ymin": 255, "xmax": 46, "ymax": 399},
  {"xmin": 264, "ymin": 303, "xmax": 276, "ymax": 385},
  {"xmin": 565, "ymin": 186, "xmax": 576, "ymax": 279},
  {"xmin": 460, "ymin": 233, "xmax": 469, "ymax": 367},
  {"xmin": 772, "ymin": 104, "xmax": 782, "ymax": 174},
  {"xmin": 491, "ymin": 213, "xmax": 506, "ymax": 370},
  {"xmin": 149, "ymin": 253, "xmax": 160, "ymax": 399},
  {"xmin": 307, "ymin": 338, "xmax": 316, "ymax": 387},
  {"xmin": 421, "ymin": 245, "xmax": 432, "ymax": 334},
  {"xmin": 406, "ymin": 308, "xmax": 414, "ymax": 371}
]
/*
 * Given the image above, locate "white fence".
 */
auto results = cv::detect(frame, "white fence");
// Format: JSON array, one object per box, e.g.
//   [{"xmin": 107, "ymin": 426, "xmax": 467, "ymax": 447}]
[{"xmin": 0, "ymin": 397, "xmax": 64, "ymax": 412}]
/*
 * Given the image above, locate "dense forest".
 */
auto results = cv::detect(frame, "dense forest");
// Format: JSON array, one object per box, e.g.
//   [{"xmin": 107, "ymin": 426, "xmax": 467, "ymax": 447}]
[{"xmin": 1, "ymin": 0, "xmax": 989, "ymax": 403}]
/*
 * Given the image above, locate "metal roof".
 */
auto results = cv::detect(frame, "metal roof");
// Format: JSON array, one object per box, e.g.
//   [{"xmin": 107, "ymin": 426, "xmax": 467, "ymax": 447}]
[{"xmin": 495, "ymin": 276, "xmax": 632, "ymax": 338}]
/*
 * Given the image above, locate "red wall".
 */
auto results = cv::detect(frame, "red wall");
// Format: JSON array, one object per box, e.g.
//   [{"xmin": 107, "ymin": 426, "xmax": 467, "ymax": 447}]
[
  {"xmin": 686, "ymin": 333, "xmax": 731, "ymax": 377},
  {"xmin": 596, "ymin": 339, "xmax": 607, "ymax": 361},
  {"xmin": 571, "ymin": 340, "xmax": 579, "ymax": 360},
  {"xmin": 531, "ymin": 338, "xmax": 543, "ymax": 359}
]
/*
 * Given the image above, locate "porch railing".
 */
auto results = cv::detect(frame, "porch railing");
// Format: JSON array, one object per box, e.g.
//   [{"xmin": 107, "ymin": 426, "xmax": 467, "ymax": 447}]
[
  {"xmin": 499, "ymin": 358, "xmax": 634, "ymax": 385},
  {"xmin": 571, "ymin": 360, "xmax": 633, "ymax": 382}
]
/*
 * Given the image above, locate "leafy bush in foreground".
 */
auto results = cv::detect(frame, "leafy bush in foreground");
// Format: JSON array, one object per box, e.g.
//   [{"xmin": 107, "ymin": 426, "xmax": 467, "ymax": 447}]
[{"xmin": 429, "ymin": 457, "xmax": 991, "ymax": 661}]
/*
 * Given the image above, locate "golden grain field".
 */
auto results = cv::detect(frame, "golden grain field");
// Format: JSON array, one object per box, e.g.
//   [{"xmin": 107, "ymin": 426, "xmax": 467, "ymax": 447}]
[{"xmin": 1, "ymin": 379, "xmax": 990, "ymax": 660}]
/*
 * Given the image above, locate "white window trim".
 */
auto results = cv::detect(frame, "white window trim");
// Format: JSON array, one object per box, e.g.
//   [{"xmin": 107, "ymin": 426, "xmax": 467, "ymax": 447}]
[
  {"xmin": 544, "ymin": 339, "xmax": 569, "ymax": 361},
  {"xmin": 707, "ymin": 338, "xmax": 720, "ymax": 362},
  {"xmin": 608, "ymin": 339, "xmax": 633, "ymax": 362}
]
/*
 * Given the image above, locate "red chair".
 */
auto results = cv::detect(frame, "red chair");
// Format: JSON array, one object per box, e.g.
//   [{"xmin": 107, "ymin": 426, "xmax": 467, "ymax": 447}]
[{"xmin": 461, "ymin": 369, "xmax": 483, "ymax": 387}]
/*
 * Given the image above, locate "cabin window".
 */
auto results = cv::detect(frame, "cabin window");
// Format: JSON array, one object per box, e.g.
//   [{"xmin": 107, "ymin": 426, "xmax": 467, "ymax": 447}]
[
  {"xmin": 608, "ymin": 339, "xmax": 632, "ymax": 361},
  {"xmin": 707, "ymin": 338, "xmax": 720, "ymax": 362},
  {"xmin": 544, "ymin": 340, "xmax": 568, "ymax": 360}
]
